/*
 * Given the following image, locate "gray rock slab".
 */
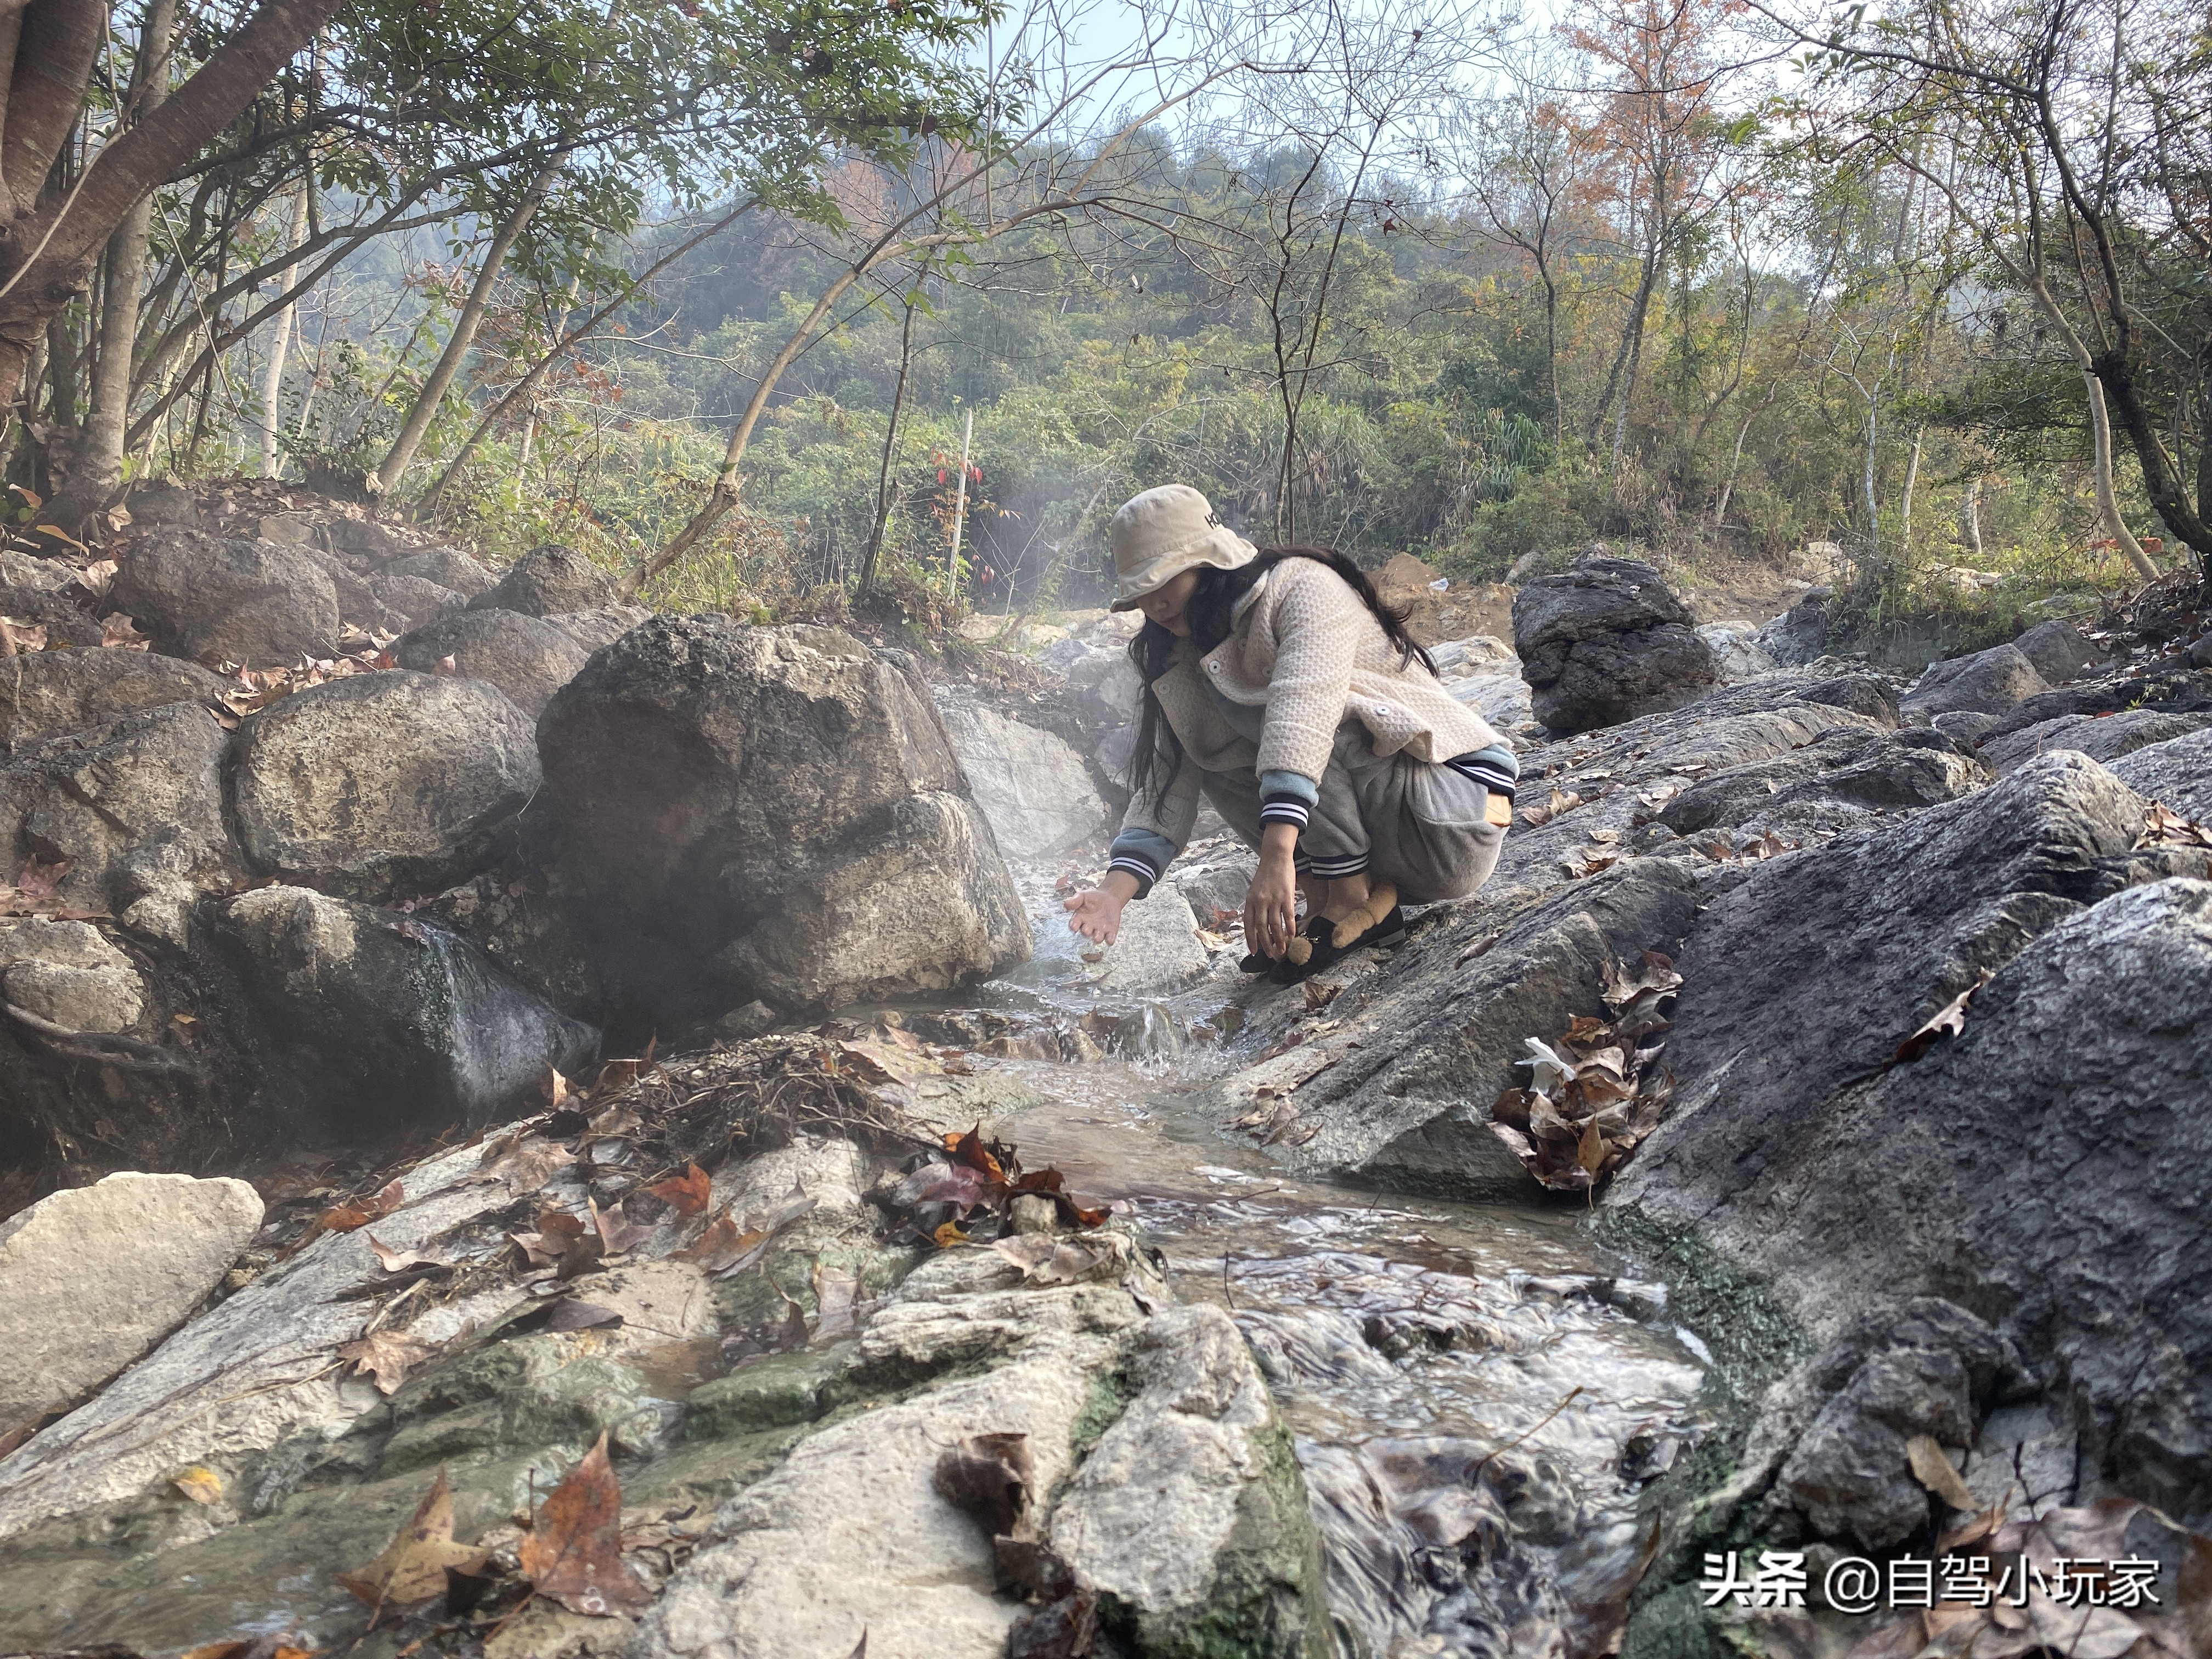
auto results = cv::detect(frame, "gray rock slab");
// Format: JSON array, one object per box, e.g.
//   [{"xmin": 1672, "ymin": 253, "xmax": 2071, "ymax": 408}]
[
  {"xmin": 1976, "ymin": 708, "xmax": 2212, "ymax": 776},
  {"xmin": 1616, "ymin": 875, "xmax": 2212, "ymax": 1519},
  {"xmin": 0, "ymin": 650, "xmax": 231, "ymax": 751},
  {"xmin": 541, "ymin": 605, "xmax": 651, "ymax": 654},
  {"xmin": 231, "ymin": 671, "xmax": 541, "ymax": 899},
  {"xmin": 364, "ymin": 569, "xmax": 465, "ymax": 630},
  {"xmin": 935, "ymin": 692, "xmax": 1109, "ymax": 861},
  {"xmin": 0, "ymin": 1173, "xmax": 262, "ymax": 1435}
]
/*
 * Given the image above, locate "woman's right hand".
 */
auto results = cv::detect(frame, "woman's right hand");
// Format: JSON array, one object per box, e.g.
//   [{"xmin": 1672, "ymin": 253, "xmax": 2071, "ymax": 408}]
[{"xmin": 1065, "ymin": 871, "xmax": 1140, "ymax": 945}]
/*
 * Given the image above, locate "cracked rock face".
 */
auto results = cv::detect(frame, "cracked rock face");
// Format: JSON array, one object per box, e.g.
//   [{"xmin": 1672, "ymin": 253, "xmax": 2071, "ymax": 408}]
[{"xmin": 110, "ymin": 529, "xmax": 340, "ymax": 667}]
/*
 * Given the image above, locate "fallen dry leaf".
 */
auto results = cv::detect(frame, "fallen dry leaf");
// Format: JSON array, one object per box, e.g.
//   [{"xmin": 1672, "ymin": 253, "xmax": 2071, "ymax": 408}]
[
  {"xmin": 320, "ymin": 1177, "xmax": 404, "ymax": 1233},
  {"xmin": 519, "ymin": 1432, "xmax": 653, "ymax": 1617},
  {"xmin": 171, "ymin": 1465, "xmax": 224, "ymax": 1505},
  {"xmin": 1906, "ymin": 1433, "xmax": 1977, "ymax": 1510},
  {"xmin": 512, "ymin": 1205, "xmax": 590, "ymax": 1267},
  {"xmin": 472, "ymin": 1133, "xmax": 577, "ymax": 1196},
  {"xmin": 100, "ymin": 611, "xmax": 151, "ymax": 649},
  {"xmin": 813, "ymin": 1261, "xmax": 861, "ymax": 1338},
  {"xmin": 337, "ymin": 1466, "xmax": 491, "ymax": 1609},
  {"xmin": 935, "ymin": 1431, "xmax": 1035, "ymax": 1542},
  {"xmin": 646, "ymin": 1162, "xmax": 713, "ymax": 1217},
  {"xmin": 364, "ymin": 1234, "xmax": 437, "ymax": 1274},
  {"xmin": 337, "ymin": 1329, "xmax": 438, "ymax": 1395},
  {"xmin": 671, "ymin": 1210, "xmax": 769, "ymax": 1273},
  {"xmin": 1891, "ymin": 970, "xmax": 1995, "ymax": 1067},
  {"xmin": 991, "ymin": 1232, "xmax": 1131, "ymax": 1286},
  {"xmin": 590, "ymin": 1197, "xmax": 654, "ymax": 1256}
]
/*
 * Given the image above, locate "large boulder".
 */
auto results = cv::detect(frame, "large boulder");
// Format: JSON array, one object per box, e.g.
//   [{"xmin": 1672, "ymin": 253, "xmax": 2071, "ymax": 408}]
[
  {"xmin": 1755, "ymin": 585, "xmax": 1835, "ymax": 667},
  {"xmin": 389, "ymin": 609, "xmax": 591, "ymax": 718},
  {"xmin": 538, "ymin": 619, "xmax": 1029, "ymax": 1025},
  {"xmin": 1655, "ymin": 724, "xmax": 1988, "ymax": 840},
  {"xmin": 0, "ymin": 701, "xmax": 242, "ymax": 944},
  {"xmin": 0, "ymin": 650, "xmax": 230, "ymax": 751},
  {"xmin": 1614, "ymin": 872, "xmax": 2212, "ymax": 1521},
  {"xmin": 362, "ymin": 569, "xmax": 465, "ymax": 630},
  {"xmin": 1899, "ymin": 641, "xmax": 2049, "ymax": 721},
  {"xmin": 0, "ymin": 1172, "xmax": 262, "ymax": 1438},
  {"xmin": 215, "ymin": 885, "xmax": 599, "ymax": 1133},
  {"xmin": 387, "ymin": 544, "xmax": 495, "ymax": 599},
  {"xmin": 109, "ymin": 529, "xmax": 338, "ymax": 665},
  {"xmin": 230, "ymin": 672, "xmax": 541, "ymax": 900},
  {"xmin": 2111, "ymin": 726, "xmax": 2212, "ymax": 820},
  {"xmin": 1513, "ymin": 557, "xmax": 1721, "ymax": 736},
  {"xmin": 935, "ymin": 691, "xmax": 1110, "ymax": 861},
  {"xmin": 466, "ymin": 543, "xmax": 616, "ymax": 618},
  {"xmin": 2011, "ymin": 618, "xmax": 2107, "ymax": 686},
  {"xmin": 1608, "ymin": 757, "xmax": 2212, "ymax": 1514}
]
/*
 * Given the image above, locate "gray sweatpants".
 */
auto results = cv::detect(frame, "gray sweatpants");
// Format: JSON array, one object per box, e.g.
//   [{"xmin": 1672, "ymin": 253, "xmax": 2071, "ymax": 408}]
[{"xmin": 1198, "ymin": 723, "xmax": 1507, "ymax": 905}]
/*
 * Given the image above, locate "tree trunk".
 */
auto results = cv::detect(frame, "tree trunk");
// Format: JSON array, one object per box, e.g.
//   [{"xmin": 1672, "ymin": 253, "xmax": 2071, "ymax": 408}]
[
  {"xmin": 2081, "ymin": 369, "xmax": 2159, "ymax": 582},
  {"xmin": 256, "ymin": 178, "xmax": 308, "ymax": 477},
  {"xmin": 49, "ymin": 0, "xmax": 176, "ymax": 527},
  {"xmin": 1961, "ymin": 476, "xmax": 1983, "ymax": 560},
  {"xmin": 1899, "ymin": 425, "xmax": 1924, "ymax": 552},
  {"xmin": 946, "ymin": 405, "xmax": 973, "ymax": 594},
  {"xmin": 1712, "ymin": 413, "xmax": 1753, "ymax": 528},
  {"xmin": 857, "ymin": 295, "xmax": 916, "ymax": 600},
  {"xmin": 0, "ymin": 0, "xmax": 352, "ymax": 420},
  {"xmin": 372, "ymin": 154, "xmax": 565, "ymax": 496}
]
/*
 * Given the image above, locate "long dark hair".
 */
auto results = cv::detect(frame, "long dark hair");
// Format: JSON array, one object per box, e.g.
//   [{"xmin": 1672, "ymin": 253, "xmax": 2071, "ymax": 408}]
[{"xmin": 1125, "ymin": 546, "xmax": 1436, "ymax": 803}]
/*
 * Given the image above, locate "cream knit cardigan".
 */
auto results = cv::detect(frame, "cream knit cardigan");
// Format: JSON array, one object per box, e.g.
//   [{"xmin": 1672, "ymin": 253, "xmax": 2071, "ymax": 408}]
[{"xmin": 1120, "ymin": 558, "xmax": 1503, "ymax": 850}]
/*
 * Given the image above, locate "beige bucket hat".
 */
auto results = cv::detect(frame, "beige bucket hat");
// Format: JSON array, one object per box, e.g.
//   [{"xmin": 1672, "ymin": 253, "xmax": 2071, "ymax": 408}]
[{"xmin": 1108, "ymin": 484, "xmax": 1259, "ymax": 611}]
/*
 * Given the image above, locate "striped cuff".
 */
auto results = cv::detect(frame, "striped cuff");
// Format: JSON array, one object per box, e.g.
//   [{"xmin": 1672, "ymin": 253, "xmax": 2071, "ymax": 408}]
[
  {"xmin": 1106, "ymin": 854, "xmax": 1159, "ymax": 899},
  {"xmin": 1305, "ymin": 851, "xmax": 1370, "ymax": 878},
  {"xmin": 1446, "ymin": 748, "xmax": 1519, "ymax": 804},
  {"xmin": 1259, "ymin": 792, "xmax": 1311, "ymax": 832}
]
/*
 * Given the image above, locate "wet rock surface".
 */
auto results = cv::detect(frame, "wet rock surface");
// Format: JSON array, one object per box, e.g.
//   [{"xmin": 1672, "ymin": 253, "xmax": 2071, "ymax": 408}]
[
  {"xmin": 935, "ymin": 689, "xmax": 1110, "ymax": 861},
  {"xmin": 214, "ymin": 885, "xmax": 599, "ymax": 1132}
]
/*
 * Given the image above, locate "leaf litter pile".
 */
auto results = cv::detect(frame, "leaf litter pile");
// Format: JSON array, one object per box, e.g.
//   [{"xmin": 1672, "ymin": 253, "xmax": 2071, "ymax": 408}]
[
  {"xmin": 1487, "ymin": 953, "xmax": 1681, "ymax": 1194},
  {"xmin": 168, "ymin": 1024, "xmax": 1124, "ymax": 1651}
]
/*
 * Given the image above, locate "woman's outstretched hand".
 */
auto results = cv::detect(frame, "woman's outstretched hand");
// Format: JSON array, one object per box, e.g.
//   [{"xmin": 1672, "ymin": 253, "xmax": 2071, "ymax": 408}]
[
  {"xmin": 1245, "ymin": 825, "xmax": 1301, "ymax": 958},
  {"xmin": 1065, "ymin": 869, "xmax": 1141, "ymax": 946}
]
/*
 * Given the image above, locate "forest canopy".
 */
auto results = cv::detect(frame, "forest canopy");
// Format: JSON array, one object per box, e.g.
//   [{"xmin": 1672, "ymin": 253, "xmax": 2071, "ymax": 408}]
[{"xmin": 3, "ymin": 0, "xmax": 2206, "ymax": 623}]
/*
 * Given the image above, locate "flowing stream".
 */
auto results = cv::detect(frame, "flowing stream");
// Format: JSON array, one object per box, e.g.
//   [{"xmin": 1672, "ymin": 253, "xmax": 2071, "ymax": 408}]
[{"xmin": 924, "ymin": 872, "xmax": 1713, "ymax": 1659}]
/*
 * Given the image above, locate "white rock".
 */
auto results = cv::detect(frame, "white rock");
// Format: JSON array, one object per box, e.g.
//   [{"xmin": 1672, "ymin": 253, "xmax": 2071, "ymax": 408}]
[
  {"xmin": 0, "ymin": 1173, "xmax": 263, "ymax": 1435},
  {"xmin": 935, "ymin": 693, "xmax": 1110, "ymax": 862},
  {"xmin": 1097, "ymin": 885, "xmax": 1210, "ymax": 992},
  {"xmin": 1697, "ymin": 620, "xmax": 1780, "ymax": 683},
  {"xmin": 634, "ymin": 1342, "xmax": 1105, "ymax": 1659}
]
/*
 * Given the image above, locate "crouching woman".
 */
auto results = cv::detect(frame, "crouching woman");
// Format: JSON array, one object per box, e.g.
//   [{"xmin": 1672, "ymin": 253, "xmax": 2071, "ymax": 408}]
[{"xmin": 1065, "ymin": 484, "xmax": 1518, "ymax": 977}]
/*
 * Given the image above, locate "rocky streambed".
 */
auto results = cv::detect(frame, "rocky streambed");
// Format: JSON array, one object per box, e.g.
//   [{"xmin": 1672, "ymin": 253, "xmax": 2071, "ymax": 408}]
[{"xmin": 0, "ymin": 867, "xmax": 1711, "ymax": 1659}]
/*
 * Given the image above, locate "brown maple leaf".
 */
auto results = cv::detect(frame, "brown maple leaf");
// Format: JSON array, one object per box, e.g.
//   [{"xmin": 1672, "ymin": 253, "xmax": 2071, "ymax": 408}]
[
  {"xmin": 337, "ymin": 1328, "xmax": 438, "ymax": 1395},
  {"xmin": 336, "ymin": 1466, "xmax": 491, "ymax": 1609},
  {"xmin": 319, "ymin": 1177, "xmax": 404, "ymax": 1233},
  {"xmin": 472, "ymin": 1133, "xmax": 577, "ymax": 1196},
  {"xmin": 646, "ymin": 1162, "xmax": 714, "ymax": 1217},
  {"xmin": 519, "ymin": 1432, "xmax": 653, "ymax": 1616}
]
